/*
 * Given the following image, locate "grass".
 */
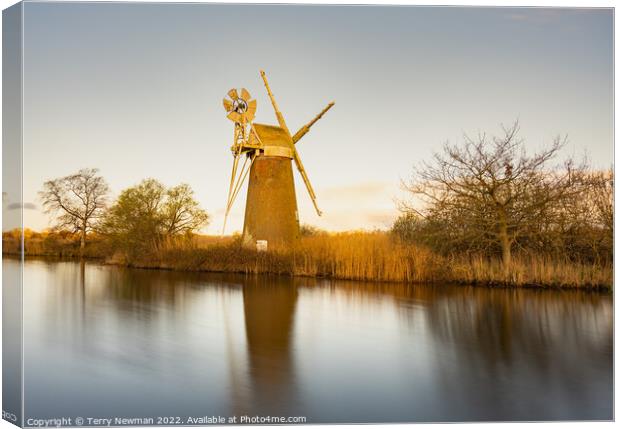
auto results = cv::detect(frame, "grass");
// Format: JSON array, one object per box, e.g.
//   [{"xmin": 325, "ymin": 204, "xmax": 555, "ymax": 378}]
[{"xmin": 3, "ymin": 229, "xmax": 612, "ymax": 290}]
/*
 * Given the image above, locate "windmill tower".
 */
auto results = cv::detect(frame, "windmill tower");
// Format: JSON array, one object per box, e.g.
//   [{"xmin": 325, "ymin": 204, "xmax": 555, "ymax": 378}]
[{"xmin": 222, "ymin": 70, "xmax": 334, "ymax": 249}]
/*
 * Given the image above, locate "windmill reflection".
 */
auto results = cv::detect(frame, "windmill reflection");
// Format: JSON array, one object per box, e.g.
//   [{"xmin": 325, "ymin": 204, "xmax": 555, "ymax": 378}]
[{"xmin": 240, "ymin": 275, "xmax": 299, "ymax": 415}]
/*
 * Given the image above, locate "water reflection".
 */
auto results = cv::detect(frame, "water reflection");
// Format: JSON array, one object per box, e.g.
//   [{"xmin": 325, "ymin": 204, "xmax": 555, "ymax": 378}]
[
  {"xmin": 240, "ymin": 277, "xmax": 299, "ymax": 416},
  {"xmin": 17, "ymin": 258, "xmax": 612, "ymax": 423},
  {"xmin": 414, "ymin": 286, "xmax": 612, "ymax": 421}
]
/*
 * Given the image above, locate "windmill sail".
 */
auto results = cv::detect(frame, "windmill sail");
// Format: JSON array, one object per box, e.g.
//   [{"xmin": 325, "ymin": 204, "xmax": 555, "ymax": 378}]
[
  {"xmin": 259, "ymin": 70, "xmax": 328, "ymax": 216},
  {"xmin": 291, "ymin": 146, "xmax": 322, "ymax": 216},
  {"xmin": 292, "ymin": 102, "xmax": 335, "ymax": 144}
]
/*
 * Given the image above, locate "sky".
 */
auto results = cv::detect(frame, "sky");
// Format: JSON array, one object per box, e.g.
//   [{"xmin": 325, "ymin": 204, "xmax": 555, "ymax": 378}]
[{"xmin": 6, "ymin": 2, "xmax": 614, "ymax": 234}]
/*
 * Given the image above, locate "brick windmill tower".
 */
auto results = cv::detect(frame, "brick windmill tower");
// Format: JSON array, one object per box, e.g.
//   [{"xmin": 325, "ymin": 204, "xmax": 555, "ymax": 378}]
[{"xmin": 222, "ymin": 70, "xmax": 334, "ymax": 249}]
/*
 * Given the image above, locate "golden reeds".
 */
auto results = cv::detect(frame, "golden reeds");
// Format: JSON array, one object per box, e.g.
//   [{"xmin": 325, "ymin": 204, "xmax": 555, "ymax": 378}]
[
  {"xmin": 5, "ymin": 229, "xmax": 612, "ymax": 289},
  {"xmin": 148, "ymin": 231, "xmax": 611, "ymax": 289}
]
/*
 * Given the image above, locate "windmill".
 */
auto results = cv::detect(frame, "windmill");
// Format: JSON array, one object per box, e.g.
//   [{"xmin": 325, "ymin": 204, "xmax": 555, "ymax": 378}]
[{"xmin": 222, "ymin": 70, "xmax": 334, "ymax": 249}]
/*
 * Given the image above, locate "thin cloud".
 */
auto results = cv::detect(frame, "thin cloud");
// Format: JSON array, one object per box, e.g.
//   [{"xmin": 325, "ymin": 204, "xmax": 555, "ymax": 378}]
[
  {"xmin": 7, "ymin": 202, "xmax": 37, "ymax": 211},
  {"xmin": 506, "ymin": 13, "xmax": 528, "ymax": 21},
  {"xmin": 503, "ymin": 8, "xmax": 590, "ymax": 25},
  {"xmin": 319, "ymin": 182, "xmax": 394, "ymax": 201},
  {"xmin": 311, "ymin": 208, "xmax": 399, "ymax": 232}
]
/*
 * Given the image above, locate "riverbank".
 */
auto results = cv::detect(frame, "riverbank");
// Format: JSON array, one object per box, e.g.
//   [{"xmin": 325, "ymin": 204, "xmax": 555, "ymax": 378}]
[{"xmin": 4, "ymin": 229, "xmax": 612, "ymax": 290}]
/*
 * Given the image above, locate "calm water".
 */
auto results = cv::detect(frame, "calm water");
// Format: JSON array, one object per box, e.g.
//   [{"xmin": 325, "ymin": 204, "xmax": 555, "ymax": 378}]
[{"xmin": 10, "ymin": 258, "xmax": 613, "ymax": 423}]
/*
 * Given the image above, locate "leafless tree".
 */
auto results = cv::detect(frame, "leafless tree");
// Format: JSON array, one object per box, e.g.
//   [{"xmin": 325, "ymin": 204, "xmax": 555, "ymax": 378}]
[
  {"xmin": 39, "ymin": 168, "xmax": 109, "ymax": 255},
  {"xmin": 591, "ymin": 169, "xmax": 613, "ymax": 234},
  {"xmin": 550, "ymin": 169, "xmax": 614, "ymax": 262},
  {"xmin": 401, "ymin": 121, "xmax": 589, "ymax": 270}
]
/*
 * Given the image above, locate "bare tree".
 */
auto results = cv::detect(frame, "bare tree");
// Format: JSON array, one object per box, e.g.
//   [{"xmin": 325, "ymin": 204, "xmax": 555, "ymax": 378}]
[
  {"xmin": 591, "ymin": 169, "xmax": 613, "ymax": 234},
  {"xmin": 551, "ymin": 169, "xmax": 614, "ymax": 262},
  {"xmin": 401, "ymin": 121, "xmax": 588, "ymax": 270},
  {"xmin": 39, "ymin": 168, "xmax": 109, "ymax": 255}
]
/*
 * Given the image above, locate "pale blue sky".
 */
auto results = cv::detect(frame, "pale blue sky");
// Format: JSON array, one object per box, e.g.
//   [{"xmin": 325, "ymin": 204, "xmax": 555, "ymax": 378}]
[{"xmin": 15, "ymin": 3, "xmax": 613, "ymax": 233}]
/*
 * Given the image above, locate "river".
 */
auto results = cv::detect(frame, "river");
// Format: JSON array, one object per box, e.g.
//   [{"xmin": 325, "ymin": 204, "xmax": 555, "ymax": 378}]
[{"xmin": 7, "ymin": 258, "xmax": 613, "ymax": 423}]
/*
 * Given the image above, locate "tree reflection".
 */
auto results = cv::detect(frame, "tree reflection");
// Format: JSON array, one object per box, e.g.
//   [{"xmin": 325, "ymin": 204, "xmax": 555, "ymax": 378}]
[{"xmin": 397, "ymin": 285, "xmax": 613, "ymax": 420}]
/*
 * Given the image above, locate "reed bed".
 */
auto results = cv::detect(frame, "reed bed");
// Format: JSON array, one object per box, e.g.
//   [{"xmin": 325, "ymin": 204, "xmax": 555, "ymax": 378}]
[
  {"xmin": 6, "ymin": 229, "xmax": 612, "ymax": 289},
  {"xmin": 292, "ymin": 232, "xmax": 446, "ymax": 282},
  {"xmin": 144, "ymin": 232, "xmax": 610, "ymax": 289},
  {"xmin": 451, "ymin": 254, "xmax": 612, "ymax": 289}
]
